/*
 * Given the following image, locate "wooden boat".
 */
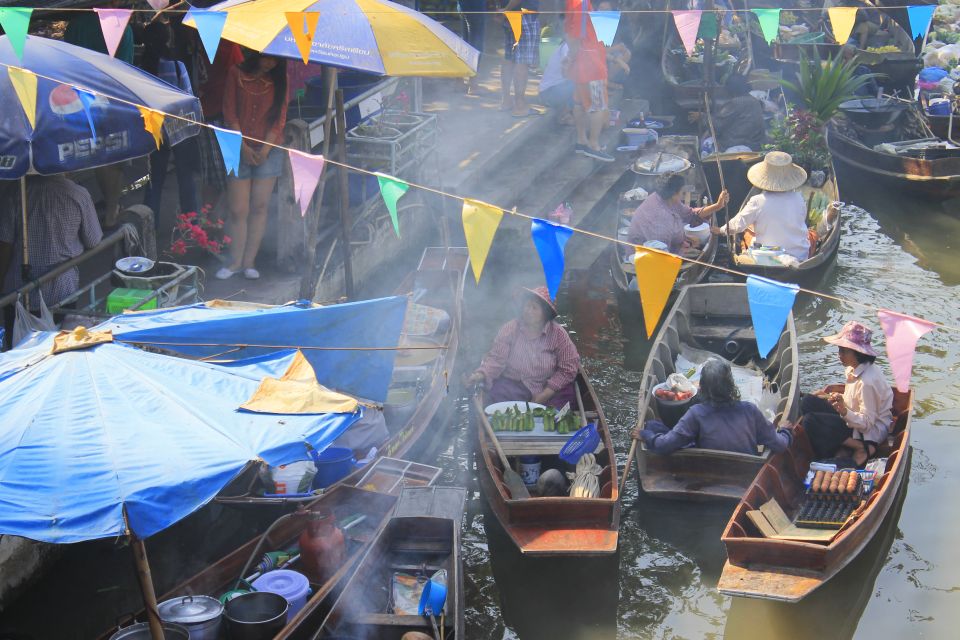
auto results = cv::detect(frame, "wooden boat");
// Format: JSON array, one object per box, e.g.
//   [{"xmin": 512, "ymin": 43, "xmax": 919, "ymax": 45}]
[
  {"xmin": 612, "ymin": 135, "xmax": 719, "ymax": 305},
  {"xmin": 216, "ymin": 246, "xmax": 469, "ymax": 506},
  {"xmin": 317, "ymin": 486, "xmax": 466, "ymax": 639},
  {"xmin": 102, "ymin": 484, "xmax": 399, "ymax": 640},
  {"xmin": 827, "ymin": 121, "xmax": 960, "ymax": 200},
  {"xmin": 634, "ymin": 283, "xmax": 800, "ymax": 501},
  {"xmin": 717, "ymin": 385, "xmax": 912, "ymax": 602},
  {"xmin": 473, "ymin": 368, "xmax": 621, "ymax": 556},
  {"xmin": 728, "ymin": 163, "xmax": 842, "ymax": 284},
  {"xmin": 661, "ymin": 0, "xmax": 754, "ymax": 110}
]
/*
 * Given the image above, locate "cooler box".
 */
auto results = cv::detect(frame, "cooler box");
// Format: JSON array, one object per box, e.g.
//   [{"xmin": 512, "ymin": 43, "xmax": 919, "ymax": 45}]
[{"xmin": 107, "ymin": 288, "xmax": 158, "ymax": 314}]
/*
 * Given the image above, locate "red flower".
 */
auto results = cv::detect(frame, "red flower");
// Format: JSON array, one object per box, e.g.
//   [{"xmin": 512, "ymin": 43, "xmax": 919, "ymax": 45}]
[
  {"xmin": 170, "ymin": 239, "xmax": 187, "ymax": 255},
  {"xmin": 223, "ymin": 235, "xmax": 232, "ymax": 245},
  {"xmin": 184, "ymin": 211, "xmax": 198, "ymax": 220}
]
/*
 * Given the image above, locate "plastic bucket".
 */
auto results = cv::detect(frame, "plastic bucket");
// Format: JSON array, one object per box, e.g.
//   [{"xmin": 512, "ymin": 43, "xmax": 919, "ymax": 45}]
[
  {"xmin": 270, "ymin": 460, "xmax": 316, "ymax": 495},
  {"xmin": 310, "ymin": 447, "xmax": 357, "ymax": 488},
  {"xmin": 251, "ymin": 569, "xmax": 311, "ymax": 622},
  {"xmin": 927, "ymin": 98, "xmax": 952, "ymax": 116},
  {"xmin": 519, "ymin": 456, "xmax": 541, "ymax": 487}
]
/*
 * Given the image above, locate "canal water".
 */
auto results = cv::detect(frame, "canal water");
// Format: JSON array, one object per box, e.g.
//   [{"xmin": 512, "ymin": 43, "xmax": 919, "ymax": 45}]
[{"xmin": 442, "ymin": 170, "xmax": 960, "ymax": 639}]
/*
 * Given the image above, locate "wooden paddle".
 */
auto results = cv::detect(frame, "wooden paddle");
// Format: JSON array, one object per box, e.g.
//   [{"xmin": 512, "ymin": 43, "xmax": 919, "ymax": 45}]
[
  {"xmin": 479, "ymin": 408, "xmax": 530, "ymax": 499},
  {"xmin": 574, "ymin": 382, "xmax": 588, "ymax": 428},
  {"xmin": 618, "ymin": 430, "xmax": 642, "ymax": 498}
]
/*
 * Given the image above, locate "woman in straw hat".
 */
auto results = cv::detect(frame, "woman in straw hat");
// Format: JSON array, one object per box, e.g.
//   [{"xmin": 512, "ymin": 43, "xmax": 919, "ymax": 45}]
[
  {"xmin": 800, "ymin": 321, "xmax": 893, "ymax": 467},
  {"xmin": 466, "ymin": 286, "xmax": 580, "ymax": 408},
  {"xmin": 711, "ymin": 151, "xmax": 811, "ymax": 261}
]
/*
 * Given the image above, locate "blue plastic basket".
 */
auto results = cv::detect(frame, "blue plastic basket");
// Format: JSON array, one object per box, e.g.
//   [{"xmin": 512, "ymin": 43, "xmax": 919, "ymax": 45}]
[{"xmin": 559, "ymin": 423, "xmax": 600, "ymax": 464}]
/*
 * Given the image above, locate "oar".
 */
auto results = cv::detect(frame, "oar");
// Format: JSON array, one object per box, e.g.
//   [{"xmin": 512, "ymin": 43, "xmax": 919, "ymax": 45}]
[
  {"xmin": 574, "ymin": 382, "xmax": 588, "ymax": 428},
  {"xmin": 478, "ymin": 405, "xmax": 530, "ymax": 499},
  {"xmin": 618, "ymin": 427, "xmax": 641, "ymax": 498}
]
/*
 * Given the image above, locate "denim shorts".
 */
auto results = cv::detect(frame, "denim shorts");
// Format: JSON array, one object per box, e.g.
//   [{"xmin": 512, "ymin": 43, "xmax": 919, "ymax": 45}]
[{"xmin": 233, "ymin": 146, "xmax": 284, "ymax": 180}]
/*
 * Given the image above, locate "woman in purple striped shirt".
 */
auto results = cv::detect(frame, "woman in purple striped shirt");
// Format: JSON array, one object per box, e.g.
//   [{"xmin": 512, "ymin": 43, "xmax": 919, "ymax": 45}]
[{"xmin": 467, "ymin": 287, "xmax": 581, "ymax": 408}]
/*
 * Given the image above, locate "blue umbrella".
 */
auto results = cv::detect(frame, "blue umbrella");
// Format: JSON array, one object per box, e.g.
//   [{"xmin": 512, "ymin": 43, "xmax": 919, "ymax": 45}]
[{"xmin": 0, "ymin": 34, "xmax": 201, "ymax": 177}]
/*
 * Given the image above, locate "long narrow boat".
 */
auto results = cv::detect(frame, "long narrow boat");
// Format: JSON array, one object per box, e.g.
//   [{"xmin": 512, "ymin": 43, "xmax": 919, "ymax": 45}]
[
  {"xmin": 727, "ymin": 163, "xmax": 842, "ymax": 285},
  {"xmin": 717, "ymin": 385, "xmax": 912, "ymax": 602},
  {"xmin": 634, "ymin": 283, "xmax": 800, "ymax": 501},
  {"xmin": 612, "ymin": 135, "xmax": 718, "ymax": 303},
  {"xmin": 317, "ymin": 486, "xmax": 466, "ymax": 639},
  {"xmin": 473, "ymin": 368, "xmax": 621, "ymax": 556},
  {"xmin": 217, "ymin": 247, "xmax": 469, "ymax": 506}
]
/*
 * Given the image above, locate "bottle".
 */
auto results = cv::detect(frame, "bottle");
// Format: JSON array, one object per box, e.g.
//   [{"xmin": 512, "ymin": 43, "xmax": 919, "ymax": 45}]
[{"xmin": 298, "ymin": 508, "xmax": 345, "ymax": 583}]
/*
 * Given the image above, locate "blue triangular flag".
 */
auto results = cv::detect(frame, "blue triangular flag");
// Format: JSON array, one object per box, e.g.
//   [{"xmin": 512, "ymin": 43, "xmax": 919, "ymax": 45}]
[
  {"xmin": 76, "ymin": 88, "xmax": 98, "ymax": 140},
  {"xmin": 746, "ymin": 275, "xmax": 799, "ymax": 358},
  {"xmin": 906, "ymin": 5, "xmax": 937, "ymax": 40},
  {"xmin": 588, "ymin": 11, "xmax": 621, "ymax": 47},
  {"xmin": 531, "ymin": 218, "xmax": 574, "ymax": 301},
  {"xmin": 191, "ymin": 9, "xmax": 227, "ymax": 64},
  {"xmin": 212, "ymin": 126, "xmax": 242, "ymax": 177}
]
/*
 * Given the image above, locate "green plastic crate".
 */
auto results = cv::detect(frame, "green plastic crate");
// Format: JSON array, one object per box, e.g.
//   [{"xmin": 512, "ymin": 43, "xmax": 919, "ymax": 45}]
[{"xmin": 106, "ymin": 288, "xmax": 157, "ymax": 314}]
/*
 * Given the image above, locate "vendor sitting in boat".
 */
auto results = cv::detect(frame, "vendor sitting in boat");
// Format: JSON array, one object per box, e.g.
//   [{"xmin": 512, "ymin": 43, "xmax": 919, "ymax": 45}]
[
  {"xmin": 705, "ymin": 74, "xmax": 766, "ymax": 153},
  {"xmin": 800, "ymin": 321, "xmax": 893, "ymax": 467},
  {"xmin": 466, "ymin": 286, "xmax": 580, "ymax": 409},
  {"xmin": 627, "ymin": 173, "xmax": 728, "ymax": 253},
  {"xmin": 711, "ymin": 151, "xmax": 810, "ymax": 262},
  {"xmin": 634, "ymin": 358, "xmax": 792, "ymax": 456}
]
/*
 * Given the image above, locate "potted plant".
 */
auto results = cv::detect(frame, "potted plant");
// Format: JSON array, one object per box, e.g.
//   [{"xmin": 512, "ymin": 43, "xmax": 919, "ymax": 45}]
[{"xmin": 168, "ymin": 205, "xmax": 232, "ymax": 264}]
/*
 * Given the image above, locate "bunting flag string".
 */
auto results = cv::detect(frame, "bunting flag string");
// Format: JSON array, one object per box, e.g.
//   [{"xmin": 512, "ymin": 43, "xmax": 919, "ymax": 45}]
[
  {"xmin": 531, "ymin": 218, "xmax": 573, "ymax": 301},
  {"xmin": 877, "ymin": 310, "xmax": 936, "ymax": 393},
  {"xmin": 907, "ymin": 5, "xmax": 937, "ymax": 41},
  {"xmin": 505, "ymin": 11, "xmax": 523, "ymax": 46},
  {"xmin": 633, "ymin": 247, "xmax": 681, "ymax": 338},
  {"xmin": 751, "ymin": 8, "xmax": 781, "ymax": 44},
  {"xmin": 0, "ymin": 7, "xmax": 32, "ymax": 60},
  {"xmin": 137, "ymin": 106, "xmax": 165, "ymax": 149},
  {"xmin": 827, "ymin": 6, "xmax": 858, "ymax": 46},
  {"xmin": 376, "ymin": 173, "xmax": 409, "ymax": 237},
  {"xmin": 7, "ymin": 66, "xmax": 37, "ymax": 130},
  {"xmin": 746, "ymin": 275, "xmax": 799, "ymax": 358},
  {"xmin": 671, "ymin": 10, "xmax": 702, "ymax": 55},
  {"xmin": 289, "ymin": 150, "xmax": 326, "ymax": 217},
  {"xmin": 462, "ymin": 199, "xmax": 503, "ymax": 284},
  {"xmin": 94, "ymin": 8, "xmax": 132, "ymax": 58},
  {"xmin": 285, "ymin": 12, "xmax": 320, "ymax": 65},
  {"xmin": 212, "ymin": 126, "xmax": 242, "ymax": 177},
  {"xmin": 588, "ymin": 11, "xmax": 621, "ymax": 47},
  {"xmin": 190, "ymin": 9, "xmax": 228, "ymax": 64}
]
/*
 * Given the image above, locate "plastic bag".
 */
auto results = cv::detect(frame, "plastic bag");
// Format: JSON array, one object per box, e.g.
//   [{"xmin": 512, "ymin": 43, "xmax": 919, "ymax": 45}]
[
  {"xmin": 665, "ymin": 372, "xmax": 696, "ymax": 394},
  {"xmin": 13, "ymin": 292, "xmax": 56, "ymax": 347}
]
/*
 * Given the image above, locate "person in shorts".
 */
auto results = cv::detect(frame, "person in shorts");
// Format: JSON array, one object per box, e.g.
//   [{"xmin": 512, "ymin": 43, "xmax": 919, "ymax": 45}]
[
  {"xmin": 501, "ymin": 0, "xmax": 540, "ymax": 117},
  {"xmin": 538, "ymin": 40, "xmax": 574, "ymax": 124},
  {"xmin": 565, "ymin": 0, "xmax": 612, "ymax": 161}
]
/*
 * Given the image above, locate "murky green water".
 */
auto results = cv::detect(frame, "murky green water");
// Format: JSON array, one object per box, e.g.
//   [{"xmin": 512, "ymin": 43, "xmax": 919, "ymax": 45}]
[{"xmin": 444, "ymin": 171, "xmax": 960, "ymax": 639}]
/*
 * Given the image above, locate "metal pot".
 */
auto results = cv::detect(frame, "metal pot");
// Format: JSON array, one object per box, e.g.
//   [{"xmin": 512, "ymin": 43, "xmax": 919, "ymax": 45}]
[
  {"xmin": 158, "ymin": 594, "xmax": 223, "ymax": 640},
  {"xmin": 109, "ymin": 622, "xmax": 190, "ymax": 640},
  {"xmin": 838, "ymin": 98, "xmax": 909, "ymax": 129},
  {"xmin": 223, "ymin": 591, "xmax": 288, "ymax": 640}
]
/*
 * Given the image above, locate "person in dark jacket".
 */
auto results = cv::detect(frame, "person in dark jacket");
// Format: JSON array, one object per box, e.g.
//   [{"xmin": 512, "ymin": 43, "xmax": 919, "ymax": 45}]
[{"xmin": 636, "ymin": 358, "xmax": 792, "ymax": 456}]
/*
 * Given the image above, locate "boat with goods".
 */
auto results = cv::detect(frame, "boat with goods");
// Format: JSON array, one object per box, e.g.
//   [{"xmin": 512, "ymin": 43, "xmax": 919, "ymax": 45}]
[
  {"xmin": 717, "ymin": 384, "xmax": 913, "ymax": 602},
  {"xmin": 473, "ymin": 368, "xmax": 621, "ymax": 556},
  {"xmin": 630, "ymin": 283, "xmax": 800, "ymax": 501}
]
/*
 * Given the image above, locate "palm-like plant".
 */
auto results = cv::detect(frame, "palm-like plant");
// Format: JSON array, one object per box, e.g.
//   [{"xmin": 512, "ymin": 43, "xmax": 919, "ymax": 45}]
[{"xmin": 781, "ymin": 50, "xmax": 881, "ymax": 123}]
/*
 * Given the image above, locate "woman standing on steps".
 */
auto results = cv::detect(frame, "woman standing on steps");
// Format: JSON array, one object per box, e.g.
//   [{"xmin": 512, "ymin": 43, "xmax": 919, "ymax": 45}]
[{"xmin": 216, "ymin": 52, "xmax": 287, "ymax": 281}]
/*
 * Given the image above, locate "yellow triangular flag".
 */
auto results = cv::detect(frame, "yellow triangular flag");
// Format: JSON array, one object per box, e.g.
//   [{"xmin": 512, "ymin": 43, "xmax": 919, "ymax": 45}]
[
  {"xmin": 8, "ymin": 67, "xmax": 37, "ymax": 130},
  {"xmin": 286, "ymin": 11, "xmax": 320, "ymax": 65},
  {"xmin": 505, "ymin": 11, "xmax": 523, "ymax": 46},
  {"xmin": 633, "ymin": 247, "xmax": 681, "ymax": 338},
  {"xmin": 137, "ymin": 106, "xmax": 165, "ymax": 149},
  {"xmin": 461, "ymin": 198, "xmax": 503, "ymax": 284},
  {"xmin": 827, "ymin": 7, "xmax": 858, "ymax": 46}
]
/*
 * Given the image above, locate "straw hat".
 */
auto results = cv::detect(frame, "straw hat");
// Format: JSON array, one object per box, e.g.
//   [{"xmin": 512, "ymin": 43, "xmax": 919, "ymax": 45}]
[
  {"xmin": 520, "ymin": 286, "xmax": 558, "ymax": 318},
  {"xmin": 747, "ymin": 151, "xmax": 808, "ymax": 192},
  {"xmin": 823, "ymin": 321, "xmax": 878, "ymax": 357}
]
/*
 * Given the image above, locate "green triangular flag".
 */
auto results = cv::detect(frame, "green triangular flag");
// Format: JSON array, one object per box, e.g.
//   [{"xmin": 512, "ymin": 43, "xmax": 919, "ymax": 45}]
[
  {"xmin": 751, "ymin": 8, "xmax": 781, "ymax": 45},
  {"xmin": 698, "ymin": 12, "xmax": 718, "ymax": 40},
  {"xmin": 0, "ymin": 8, "xmax": 33, "ymax": 60},
  {"xmin": 376, "ymin": 173, "xmax": 409, "ymax": 238}
]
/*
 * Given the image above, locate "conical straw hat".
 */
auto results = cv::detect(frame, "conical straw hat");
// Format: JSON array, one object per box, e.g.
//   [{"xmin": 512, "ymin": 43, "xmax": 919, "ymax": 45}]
[{"xmin": 747, "ymin": 151, "xmax": 808, "ymax": 192}]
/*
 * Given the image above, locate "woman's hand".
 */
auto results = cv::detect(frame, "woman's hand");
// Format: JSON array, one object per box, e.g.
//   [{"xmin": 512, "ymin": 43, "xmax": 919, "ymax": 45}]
[
  {"xmin": 240, "ymin": 143, "xmax": 259, "ymax": 166},
  {"xmin": 710, "ymin": 225, "xmax": 725, "ymax": 236},
  {"xmin": 829, "ymin": 393, "xmax": 848, "ymax": 416},
  {"xmin": 464, "ymin": 371, "xmax": 485, "ymax": 387},
  {"xmin": 532, "ymin": 388, "xmax": 556, "ymax": 405},
  {"xmin": 716, "ymin": 189, "xmax": 730, "ymax": 208},
  {"xmin": 255, "ymin": 145, "xmax": 272, "ymax": 165}
]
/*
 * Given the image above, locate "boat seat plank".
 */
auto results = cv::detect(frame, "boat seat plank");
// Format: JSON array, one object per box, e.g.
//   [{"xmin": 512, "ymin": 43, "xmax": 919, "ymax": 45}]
[{"xmin": 689, "ymin": 323, "xmax": 756, "ymax": 341}]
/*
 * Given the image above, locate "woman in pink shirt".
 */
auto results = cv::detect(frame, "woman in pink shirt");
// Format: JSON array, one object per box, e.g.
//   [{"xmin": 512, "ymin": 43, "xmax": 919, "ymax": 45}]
[{"xmin": 467, "ymin": 287, "xmax": 581, "ymax": 408}]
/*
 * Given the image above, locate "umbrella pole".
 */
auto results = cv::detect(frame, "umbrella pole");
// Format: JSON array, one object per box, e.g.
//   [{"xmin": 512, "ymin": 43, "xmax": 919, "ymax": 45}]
[
  {"xmin": 19, "ymin": 176, "xmax": 30, "ymax": 283},
  {"xmin": 335, "ymin": 88, "xmax": 355, "ymax": 299},
  {"xmin": 131, "ymin": 537, "xmax": 166, "ymax": 640}
]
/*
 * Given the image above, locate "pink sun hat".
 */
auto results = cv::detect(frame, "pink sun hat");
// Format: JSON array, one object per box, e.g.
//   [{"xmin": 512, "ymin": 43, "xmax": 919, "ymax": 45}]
[
  {"xmin": 823, "ymin": 320, "xmax": 878, "ymax": 357},
  {"xmin": 520, "ymin": 286, "xmax": 558, "ymax": 317}
]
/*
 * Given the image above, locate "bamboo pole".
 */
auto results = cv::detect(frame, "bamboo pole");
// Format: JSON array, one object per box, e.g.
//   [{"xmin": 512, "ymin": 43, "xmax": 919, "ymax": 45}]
[
  {"xmin": 20, "ymin": 176, "xmax": 29, "ymax": 283},
  {"xmin": 335, "ymin": 89, "xmax": 355, "ymax": 299},
  {"xmin": 131, "ymin": 537, "xmax": 165, "ymax": 640}
]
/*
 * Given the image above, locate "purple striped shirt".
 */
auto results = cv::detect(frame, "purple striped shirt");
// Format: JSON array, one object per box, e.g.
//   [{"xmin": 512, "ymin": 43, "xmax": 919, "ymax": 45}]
[{"xmin": 477, "ymin": 319, "xmax": 580, "ymax": 396}]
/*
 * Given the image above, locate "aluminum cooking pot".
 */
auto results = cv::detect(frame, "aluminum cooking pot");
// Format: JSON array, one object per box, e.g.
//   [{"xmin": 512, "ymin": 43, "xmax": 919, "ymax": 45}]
[
  {"xmin": 223, "ymin": 591, "xmax": 288, "ymax": 640},
  {"xmin": 158, "ymin": 594, "xmax": 223, "ymax": 640},
  {"xmin": 109, "ymin": 622, "xmax": 190, "ymax": 640}
]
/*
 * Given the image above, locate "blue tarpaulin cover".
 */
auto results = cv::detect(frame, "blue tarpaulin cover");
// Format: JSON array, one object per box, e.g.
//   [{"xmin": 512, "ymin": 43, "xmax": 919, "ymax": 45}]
[
  {"xmin": 97, "ymin": 296, "xmax": 409, "ymax": 403},
  {"xmin": 0, "ymin": 334, "xmax": 360, "ymax": 543}
]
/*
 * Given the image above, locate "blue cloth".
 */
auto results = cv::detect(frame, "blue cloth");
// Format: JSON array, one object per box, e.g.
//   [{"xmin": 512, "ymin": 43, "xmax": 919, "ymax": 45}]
[
  {"xmin": 97, "ymin": 297, "xmax": 409, "ymax": 403},
  {"xmin": 0, "ymin": 35, "xmax": 201, "ymax": 178},
  {"xmin": 644, "ymin": 401, "xmax": 791, "ymax": 456},
  {"xmin": 0, "ymin": 336, "xmax": 359, "ymax": 543}
]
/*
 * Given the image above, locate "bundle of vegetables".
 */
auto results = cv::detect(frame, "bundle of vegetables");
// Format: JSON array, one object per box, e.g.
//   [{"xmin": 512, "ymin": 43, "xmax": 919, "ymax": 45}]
[
  {"xmin": 490, "ymin": 406, "xmax": 579, "ymax": 434},
  {"xmin": 866, "ymin": 45, "xmax": 901, "ymax": 54},
  {"xmin": 569, "ymin": 453, "xmax": 602, "ymax": 498},
  {"xmin": 806, "ymin": 191, "xmax": 831, "ymax": 228}
]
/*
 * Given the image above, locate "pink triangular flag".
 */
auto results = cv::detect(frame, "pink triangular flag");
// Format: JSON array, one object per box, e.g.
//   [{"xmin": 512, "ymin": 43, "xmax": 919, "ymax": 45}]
[
  {"xmin": 94, "ymin": 8, "xmax": 132, "ymax": 58},
  {"xmin": 672, "ymin": 10, "xmax": 702, "ymax": 55},
  {"xmin": 289, "ymin": 150, "xmax": 325, "ymax": 217},
  {"xmin": 147, "ymin": 0, "xmax": 170, "ymax": 10},
  {"xmin": 877, "ymin": 310, "xmax": 936, "ymax": 393}
]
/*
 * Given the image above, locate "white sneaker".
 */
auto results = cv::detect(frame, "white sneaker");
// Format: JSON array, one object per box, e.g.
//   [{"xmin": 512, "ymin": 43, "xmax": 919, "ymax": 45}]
[
  {"xmin": 215, "ymin": 267, "xmax": 236, "ymax": 280},
  {"xmin": 243, "ymin": 268, "xmax": 260, "ymax": 280}
]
